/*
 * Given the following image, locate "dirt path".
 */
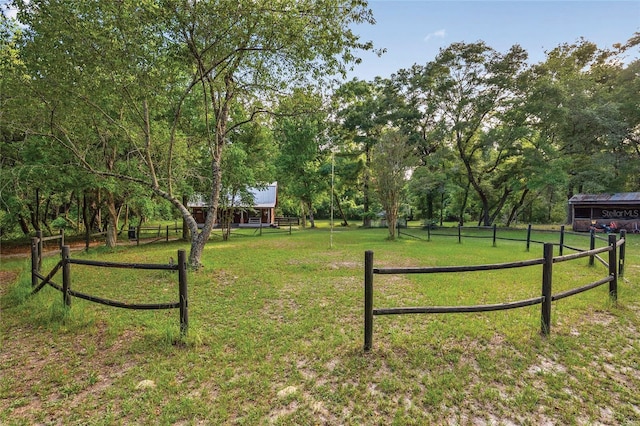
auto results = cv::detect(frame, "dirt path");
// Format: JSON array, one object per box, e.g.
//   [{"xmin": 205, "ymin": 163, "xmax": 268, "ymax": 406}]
[{"xmin": 1, "ymin": 240, "xmax": 105, "ymax": 260}]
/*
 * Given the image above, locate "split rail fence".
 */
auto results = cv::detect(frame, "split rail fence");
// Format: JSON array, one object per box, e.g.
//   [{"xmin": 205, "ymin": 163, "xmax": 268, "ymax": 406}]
[
  {"xmin": 364, "ymin": 230, "xmax": 627, "ymax": 351},
  {"xmin": 30, "ymin": 236, "xmax": 188, "ymax": 336}
]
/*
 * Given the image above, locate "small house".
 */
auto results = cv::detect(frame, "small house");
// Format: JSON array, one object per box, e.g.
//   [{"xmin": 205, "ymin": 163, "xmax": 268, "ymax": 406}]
[
  {"xmin": 188, "ymin": 183, "xmax": 278, "ymax": 227},
  {"xmin": 568, "ymin": 192, "xmax": 640, "ymax": 233}
]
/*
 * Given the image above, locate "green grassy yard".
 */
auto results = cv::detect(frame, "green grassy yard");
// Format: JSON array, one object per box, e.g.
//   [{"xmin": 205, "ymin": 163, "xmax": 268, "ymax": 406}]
[{"xmin": 1, "ymin": 225, "xmax": 638, "ymax": 425}]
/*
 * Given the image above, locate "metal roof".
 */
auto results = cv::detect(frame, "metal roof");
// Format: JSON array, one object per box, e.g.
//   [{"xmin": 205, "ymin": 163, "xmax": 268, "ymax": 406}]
[
  {"xmin": 568, "ymin": 192, "xmax": 640, "ymax": 205},
  {"xmin": 249, "ymin": 183, "xmax": 277, "ymax": 208},
  {"xmin": 188, "ymin": 182, "xmax": 277, "ymax": 208}
]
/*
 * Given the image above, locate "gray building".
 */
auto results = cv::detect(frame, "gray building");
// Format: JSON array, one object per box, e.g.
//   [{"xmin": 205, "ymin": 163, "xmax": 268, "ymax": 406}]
[{"xmin": 568, "ymin": 192, "xmax": 640, "ymax": 233}]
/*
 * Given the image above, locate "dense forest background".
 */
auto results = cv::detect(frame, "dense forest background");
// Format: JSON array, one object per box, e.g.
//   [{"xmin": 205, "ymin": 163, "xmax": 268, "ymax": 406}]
[{"xmin": 1, "ymin": 3, "xmax": 638, "ymax": 257}]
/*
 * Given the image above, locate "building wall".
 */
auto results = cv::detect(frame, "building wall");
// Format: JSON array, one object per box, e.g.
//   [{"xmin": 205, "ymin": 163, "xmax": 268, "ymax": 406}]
[
  {"xmin": 571, "ymin": 204, "xmax": 640, "ymax": 232},
  {"xmin": 191, "ymin": 207, "xmax": 274, "ymax": 226}
]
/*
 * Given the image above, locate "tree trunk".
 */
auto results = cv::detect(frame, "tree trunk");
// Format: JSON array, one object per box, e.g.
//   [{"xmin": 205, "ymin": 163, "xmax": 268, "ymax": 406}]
[
  {"xmin": 89, "ymin": 208, "xmax": 99, "ymax": 232},
  {"xmin": 479, "ymin": 193, "xmax": 491, "ymax": 226},
  {"xmin": 43, "ymin": 195, "xmax": 53, "ymax": 235},
  {"xmin": 105, "ymin": 192, "xmax": 118, "ymax": 248},
  {"xmin": 308, "ymin": 201, "xmax": 315, "ymax": 228},
  {"xmin": 300, "ymin": 201, "xmax": 307, "ymax": 228},
  {"xmin": 222, "ymin": 208, "xmax": 233, "ymax": 241},
  {"xmin": 333, "ymin": 191, "xmax": 349, "ymax": 226},
  {"xmin": 96, "ymin": 189, "xmax": 102, "ymax": 231},
  {"xmin": 182, "ymin": 195, "xmax": 189, "ymax": 241},
  {"xmin": 386, "ymin": 204, "xmax": 398, "ymax": 240},
  {"xmin": 18, "ymin": 214, "xmax": 30, "ymax": 235},
  {"xmin": 35, "ymin": 188, "xmax": 41, "ymax": 231},
  {"xmin": 83, "ymin": 192, "xmax": 90, "ymax": 240},
  {"xmin": 118, "ymin": 204, "xmax": 127, "ymax": 235},
  {"xmin": 426, "ymin": 193, "xmax": 434, "ymax": 222},
  {"xmin": 489, "ymin": 188, "xmax": 512, "ymax": 225},
  {"xmin": 145, "ymin": 189, "xmax": 202, "ymax": 268},
  {"xmin": 28, "ymin": 204, "xmax": 39, "ymax": 232},
  {"xmin": 76, "ymin": 193, "xmax": 81, "ymax": 233},
  {"xmin": 186, "ymin": 129, "xmax": 225, "ymax": 268},
  {"xmin": 188, "ymin": 235, "xmax": 205, "ymax": 268},
  {"xmin": 459, "ymin": 182, "xmax": 470, "ymax": 226},
  {"xmin": 506, "ymin": 188, "xmax": 529, "ymax": 226}
]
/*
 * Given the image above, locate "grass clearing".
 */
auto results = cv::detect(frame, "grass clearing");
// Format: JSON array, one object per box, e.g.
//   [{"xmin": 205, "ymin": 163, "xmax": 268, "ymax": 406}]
[{"xmin": 1, "ymin": 225, "xmax": 639, "ymax": 424}]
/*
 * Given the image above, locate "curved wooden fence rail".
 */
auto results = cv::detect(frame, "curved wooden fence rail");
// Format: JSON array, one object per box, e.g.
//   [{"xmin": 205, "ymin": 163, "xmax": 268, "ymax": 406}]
[
  {"xmin": 364, "ymin": 232, "xmax": 626, "ymax": 351},
  {"xmin": 30, "ymin": 244, "xmax": 188, "ymax": 336}
]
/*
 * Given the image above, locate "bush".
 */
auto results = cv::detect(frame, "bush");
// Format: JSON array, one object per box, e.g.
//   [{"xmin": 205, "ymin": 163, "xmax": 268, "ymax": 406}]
[{"xmin": 51, "ymin": 217, "xmax": 68, "ymax": 230}]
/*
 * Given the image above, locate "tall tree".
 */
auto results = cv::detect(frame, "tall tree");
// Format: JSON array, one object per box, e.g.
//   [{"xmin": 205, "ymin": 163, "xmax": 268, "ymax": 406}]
[
  {"xmin": 274, "ymin": 89, "xmax": 328, "ymax": 228},
  {"xmin": 12, "ymin": 0, "xmax": 374, "ymax": 267},
  {"xmin": 526, "ymin": 37, "xmax": 640, "ymax": 222},
  {"xmin": 371, "ymin": 129, "xmax": 416, "ymax": 239},
  {"xmin": 426, "ymin": 42, "xmax": 529, "ymax": 226},
  {"xmin": 332, "ymin": 78, "xmax": 391, "ymax": 227}
]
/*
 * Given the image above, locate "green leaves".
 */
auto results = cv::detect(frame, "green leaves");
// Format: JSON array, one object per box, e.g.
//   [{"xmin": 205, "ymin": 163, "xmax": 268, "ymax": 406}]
[{"xmin": 371, "ymin": 130, "xmax": 416, "ymax": 238}]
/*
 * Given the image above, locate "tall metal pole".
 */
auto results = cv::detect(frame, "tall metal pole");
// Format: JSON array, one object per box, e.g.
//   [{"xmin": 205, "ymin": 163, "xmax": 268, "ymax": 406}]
[{"xmin": 330, "ymin": 151, "xmax": 334, "ymax": 249}]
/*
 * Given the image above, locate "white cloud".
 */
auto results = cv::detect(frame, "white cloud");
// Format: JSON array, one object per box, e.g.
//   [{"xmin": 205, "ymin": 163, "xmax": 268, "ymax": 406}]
[{"xmin": 424, "ymin": 29, "xmax": 446, "ymax": 43}]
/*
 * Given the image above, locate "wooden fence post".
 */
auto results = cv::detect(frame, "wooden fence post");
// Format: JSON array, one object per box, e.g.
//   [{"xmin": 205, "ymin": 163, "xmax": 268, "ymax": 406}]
[
  {"xmin": 364, "ymin": 250, "xmax": 374, "ymax": 351},
  {"xmin": 526, "ymin": 224, "xmax": 532, "ymax": 252},
  {"xmin": 137, "ymin": 224, "xmax": 141, "ymax": 246},
  {"xmin": 31, "ymin": 237, "xmax": 39, "ymax": 287},
  {"xmin": 618, "ymin": 230, "xmax": 626, "ymax": 278},
  {"xmin": 457, "ymin": 224, "xmax": 461, "ymax": 244},
  {"xmin": 541, "ymin": 243, "xmax": 553, "ymax": 336},
  {"xmin": 492, "ymin": 224, "xmax": 497, "ymax": 247},
  {"xmin": 589, "ymin": 229, "xmax": 595, "ymax": 266},
  {"xmin": 559, "ymin": 225, "xmax": 565, "ymax": 256},
  {"xmin": 178, "ymin": 249, "xmax": 189, "ymax": 336},
  {"xmin": 62, "ymin": 245, "xmax": 71, "ymax": 307},
  {"xmin": 608, "ymin": 234, "xmax": 617, "ymax": 303},
  {"xmin": 59, "ymin": 229, "xmax": 65, "ymax": 249},
  {"xmin": 166, "ymin": 226, "xmax": 169, "ymax": 242}
]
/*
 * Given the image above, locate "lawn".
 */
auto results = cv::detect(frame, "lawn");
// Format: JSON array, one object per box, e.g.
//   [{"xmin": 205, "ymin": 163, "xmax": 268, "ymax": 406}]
[{"xmin": 1, "ymin": 224, "xmax": 639, "ymax": 425}]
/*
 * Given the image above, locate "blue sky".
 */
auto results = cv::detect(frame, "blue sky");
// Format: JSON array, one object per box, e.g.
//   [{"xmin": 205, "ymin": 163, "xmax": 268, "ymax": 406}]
[
  {"xmin": 347, "ymin": 0, "xmax": 640, "ymax": 81},
  {"xmin": 3, "ymin": 0, "xmax": 637, "ymax": 82}
]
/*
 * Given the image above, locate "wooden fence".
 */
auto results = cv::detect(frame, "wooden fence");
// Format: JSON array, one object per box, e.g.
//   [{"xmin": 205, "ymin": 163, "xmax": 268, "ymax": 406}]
[
  {"xmin": 275, "ymin": 217, "xmax": 300, "ymax": 226},
  {"xmin": 364, "ymin": 230, "xmax": 627, "ymax": 351},
  {"xmin": 31, "ymin": 230, "xmax": 65, "ymax": 271},
  {"xmin": 208, "ymin": 221, "xmax": 298, "ymax": 239},
  {"xmin": 30, "ymin": 239, "xmax": 188, "ymax": 336},
  {"xmin": 127, "ymin": 224, "xmax": 182, "ymax": 246},
  {"xmin": 399, "ymin": 223, "xmax": 624, "ymax": 270},
  {"xmin": 400, "ymin": 223, "xmax": 604, "ymax": 252},
  {"xmin": 255, "ymin": 220, "xmax": 297, "ymax": 236}
]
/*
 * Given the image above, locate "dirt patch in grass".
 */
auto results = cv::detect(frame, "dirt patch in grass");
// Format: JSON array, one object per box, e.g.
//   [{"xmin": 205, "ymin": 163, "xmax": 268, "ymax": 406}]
[
  {"xmin": 328, "ymin": 261, "xmax": 360, "ymax": 270},
  {"xmin": 0, "ymin": 319, "xmax": 143, "ymax": 423},
  {"xmin": 0, "ymin": 270, "xmax": 19, "ymax": 296}
]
